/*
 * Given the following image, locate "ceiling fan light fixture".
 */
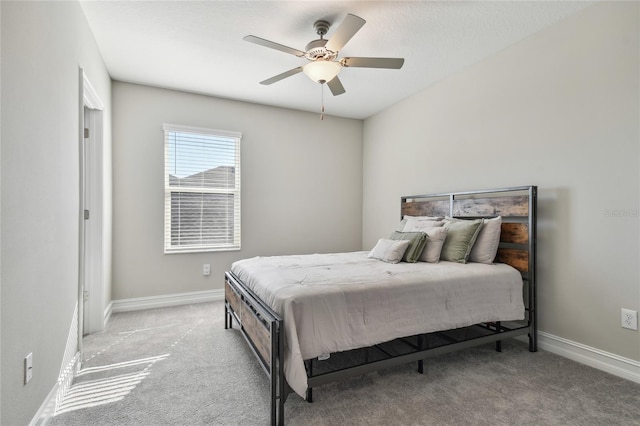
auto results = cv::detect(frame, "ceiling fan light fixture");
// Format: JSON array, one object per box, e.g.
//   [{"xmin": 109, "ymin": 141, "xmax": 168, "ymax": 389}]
[{"xmin": 303, "ymin": 60, "xmax": 341, "ymax": 84}]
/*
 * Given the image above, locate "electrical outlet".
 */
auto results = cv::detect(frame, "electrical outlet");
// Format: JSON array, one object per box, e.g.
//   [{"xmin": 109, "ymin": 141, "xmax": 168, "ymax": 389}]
[
  {"xmin": 203, "ymin": 264, "xmax": 211, "ymax": 276},
  {"xmin": 25, "ymin": 353, "xmax": 33, "ymax": 384},
  {"xmin": 621, "ymin": 308, "xmax": 638, "ymax": 330}
]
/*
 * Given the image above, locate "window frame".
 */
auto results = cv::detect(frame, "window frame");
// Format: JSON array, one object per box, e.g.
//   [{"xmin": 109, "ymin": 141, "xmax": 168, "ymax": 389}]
[{"xmin": 163, "ymin": 123, "xmax": 241, "ymax": 254}]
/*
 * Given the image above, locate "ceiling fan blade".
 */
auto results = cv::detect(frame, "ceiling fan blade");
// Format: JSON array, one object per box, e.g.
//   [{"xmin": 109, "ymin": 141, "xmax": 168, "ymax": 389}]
[
  {"xmin": 243, "ymin": 35, "xmax": 305, "ymax": 57},
  {"xmin": 259, "ymin": 67, "xmax": 303, "ymax": 85},
  {"xmin": 327, "ymin": 76, "xmax": 346, "ymax": 96},
  {"xmin": 340, "ymin": 57, "xmax": 405, "ymax": 69},
  {"xmin": 325, "ymin": 14, "xmax": 366, "ymax": 52}
]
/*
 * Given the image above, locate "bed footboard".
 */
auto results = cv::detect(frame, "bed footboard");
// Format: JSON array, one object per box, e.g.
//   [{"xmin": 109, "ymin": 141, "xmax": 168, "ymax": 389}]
[{"xmin": 225, "ymin": 271, "xmax": 285, "ymax": 426}]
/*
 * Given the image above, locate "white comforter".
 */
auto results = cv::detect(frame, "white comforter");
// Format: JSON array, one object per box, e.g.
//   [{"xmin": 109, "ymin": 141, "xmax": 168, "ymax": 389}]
[{"xmin": 231, "ymin": 251, "xmax": 524, "ymax": 397}]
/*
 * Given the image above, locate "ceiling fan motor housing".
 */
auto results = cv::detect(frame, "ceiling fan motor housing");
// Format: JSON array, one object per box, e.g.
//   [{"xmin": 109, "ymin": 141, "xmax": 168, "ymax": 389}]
[{"xmin": 304, "ymin": 39, "xmax": 337, "ymax": 61}]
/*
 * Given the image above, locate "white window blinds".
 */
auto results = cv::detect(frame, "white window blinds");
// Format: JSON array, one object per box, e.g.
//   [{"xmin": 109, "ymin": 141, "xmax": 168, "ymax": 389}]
[{"xmin": 163, "ymin": 124, "xmax": 241, "ymax": 253}]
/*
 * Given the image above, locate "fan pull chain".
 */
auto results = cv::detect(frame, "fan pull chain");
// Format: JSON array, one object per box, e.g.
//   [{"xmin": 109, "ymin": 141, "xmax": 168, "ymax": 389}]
[{"xmin": 320, "ymin": 83, "xmax": 325, "ymax": 120}]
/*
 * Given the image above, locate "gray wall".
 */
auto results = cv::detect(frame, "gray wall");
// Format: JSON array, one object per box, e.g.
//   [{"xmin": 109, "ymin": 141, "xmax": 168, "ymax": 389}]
[
  {"xmin": 111, "ymin": 82, "xmax": 363, "ymax": 300},
  {"xmin": 363, "ymin": 2, "xmax": 639, "ymax": 361},
  {"xmin": 1, "ymin": 1, "xmax": 112, "ymax": 424}
]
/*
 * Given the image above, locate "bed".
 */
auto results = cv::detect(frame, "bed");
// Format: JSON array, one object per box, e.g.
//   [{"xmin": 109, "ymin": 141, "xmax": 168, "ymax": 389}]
[{"xmin": 225, "ymin": 186, "xmax": 537, "ymax": 425}]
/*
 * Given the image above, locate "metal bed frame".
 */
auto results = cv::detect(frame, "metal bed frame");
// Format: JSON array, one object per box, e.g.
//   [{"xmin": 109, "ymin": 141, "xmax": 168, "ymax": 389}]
[{"xmin": 225, "ymin": 185, "xmax": 537, "ymax": 425}]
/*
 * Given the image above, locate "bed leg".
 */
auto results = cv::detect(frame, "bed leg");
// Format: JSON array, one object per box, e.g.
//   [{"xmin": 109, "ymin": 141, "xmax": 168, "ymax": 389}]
[
  {"xmin": 418, "ymin": 335, "xmax": 425, "ymax": 374},
  {"xmin": 306, "ymin": 359, "xmax": 313, "ymax": 403},
  {"xmin": 224, "ymin": 304, "xmax": 230, "ymax": 329},
  {"xmin": 529, "ymin": 307, "xmax": 538, "ymax": 352},
  {"xmin": 495, "ymin": 322, "xmax": 502, "ymax": 352},
  {"xmin": 529, "ymin": 333, "xmax": 537, "ymax": 352}
]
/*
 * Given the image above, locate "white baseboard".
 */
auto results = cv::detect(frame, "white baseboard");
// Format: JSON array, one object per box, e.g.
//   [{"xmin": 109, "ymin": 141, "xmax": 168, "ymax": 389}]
[
  {"xmin": 111, "ymin": 289, "xmax": 224, "ymax": 313},
  {"xmin": 536, "ymin": 331, "xmax": 640, "ymax": 384}
]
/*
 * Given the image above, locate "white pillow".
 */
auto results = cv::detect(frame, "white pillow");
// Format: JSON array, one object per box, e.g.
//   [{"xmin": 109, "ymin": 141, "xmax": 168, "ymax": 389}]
[
  {"xmin": 420, "ymin": 227, "xmax": 449, "ymax": 262},
  {"xmin": 396, "ymin": 216, "xmax": 444, "ymax": 232},
  {"xmin": 469, "ymin": 216, "xmax": 502, "ymax": 264},
  {"xmin": 368, "ymin": 238, "xmax": 410, "ymax": 264},
  {"xmin": 403, "ymin": 222, "xmax": 449, "ymax": 263},
  {"xmin": 402, "ymin": 216, "xmax": 445, "ymax": 231}
]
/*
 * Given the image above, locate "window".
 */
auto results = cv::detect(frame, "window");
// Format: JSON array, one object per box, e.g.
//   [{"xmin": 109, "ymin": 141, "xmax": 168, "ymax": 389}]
[{"xmin": 163, "ymin": 124, "xmax": 241, "ymax": 253}]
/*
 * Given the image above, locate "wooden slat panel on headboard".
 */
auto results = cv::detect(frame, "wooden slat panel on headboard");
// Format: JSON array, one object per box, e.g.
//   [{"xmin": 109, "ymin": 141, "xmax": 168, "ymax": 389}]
[
  {"xmin": 501, "ymin": 223, "xmax": 529, "ymax": 245},
  {"xmin": 401, "ymin": 200, "xmax": 449, "ymax": 217},
  {"xmin": 495, "ymin": 248, "xmax": 529, "ymax": 272},
  {"xmin": 452, "ymin": 195, "xmax": 529, "ymax": 217}
]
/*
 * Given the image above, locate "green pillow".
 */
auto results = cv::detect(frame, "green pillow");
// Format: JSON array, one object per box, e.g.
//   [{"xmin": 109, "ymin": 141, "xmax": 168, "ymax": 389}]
[
  {"xmin": 440, "ymin": 219, "xmax": 483, "ymax": 263},
  {"xmin": 389, "ymin": 231, "xmax": 428, "ymax": 263}
]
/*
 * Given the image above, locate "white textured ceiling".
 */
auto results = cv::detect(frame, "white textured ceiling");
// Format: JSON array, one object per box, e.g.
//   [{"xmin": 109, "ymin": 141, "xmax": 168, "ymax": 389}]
[{"xmin": 80, "ymin": 1, "xmax": 594, "ymax": 120}]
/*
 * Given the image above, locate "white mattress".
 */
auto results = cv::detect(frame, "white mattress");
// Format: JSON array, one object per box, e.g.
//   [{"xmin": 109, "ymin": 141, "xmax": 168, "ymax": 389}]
[{"xmin": 231, "ymin": 251, "xmax": 524, "ymax": 397}]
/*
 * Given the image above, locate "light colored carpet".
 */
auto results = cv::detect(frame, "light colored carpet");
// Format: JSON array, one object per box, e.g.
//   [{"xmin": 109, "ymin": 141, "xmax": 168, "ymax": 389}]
[{"xmin": 50, "ymin": 302, "xmax": 640, "ymax": 425}]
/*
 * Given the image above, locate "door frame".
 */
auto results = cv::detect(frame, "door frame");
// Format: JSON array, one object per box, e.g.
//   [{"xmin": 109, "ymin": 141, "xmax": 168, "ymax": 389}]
[{"xmin": 78, "ymin": 68, "xmax": 105, "ymax": 350}]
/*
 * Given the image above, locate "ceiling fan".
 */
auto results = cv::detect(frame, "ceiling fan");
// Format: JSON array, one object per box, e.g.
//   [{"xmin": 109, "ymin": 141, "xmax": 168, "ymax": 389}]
[{"xmin": 244, "ymin": 13, "xmax": 405, "ymax": 96}]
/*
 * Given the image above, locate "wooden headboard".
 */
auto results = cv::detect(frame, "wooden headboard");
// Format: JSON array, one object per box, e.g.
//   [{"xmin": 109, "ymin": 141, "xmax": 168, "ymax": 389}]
[{"xmin": 400, "ymin": 186, "xmax": 537, "ymax": 279}]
